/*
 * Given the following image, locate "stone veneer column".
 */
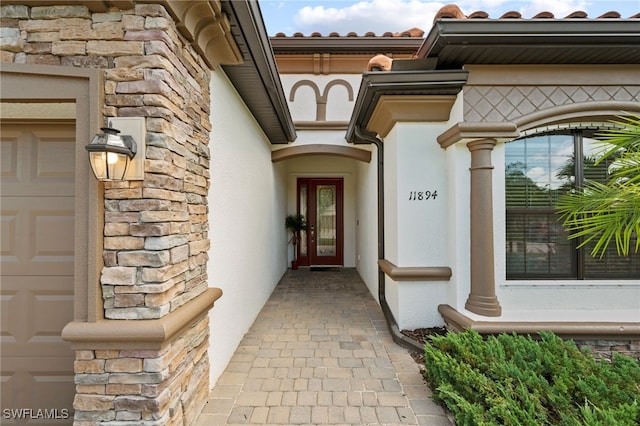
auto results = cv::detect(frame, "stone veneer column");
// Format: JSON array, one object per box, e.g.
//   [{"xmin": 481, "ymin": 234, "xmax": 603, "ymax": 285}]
[
  {"xmin": 465, "ymin": 139, "xmax": 502, "ymax": 316},
  {"xmin": 0, "ymin": 3, "xmax": 223, "ymax": 424}
]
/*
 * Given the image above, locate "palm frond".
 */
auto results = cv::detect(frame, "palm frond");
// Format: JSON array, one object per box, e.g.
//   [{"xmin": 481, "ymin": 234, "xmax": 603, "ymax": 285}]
[
  {"xmin": 557, "ymin": 181, "xmax": 640, "ymax": 257},
  {"xmin": 557, "ymin": 112, "xmax": 640, "ymax": 258}
]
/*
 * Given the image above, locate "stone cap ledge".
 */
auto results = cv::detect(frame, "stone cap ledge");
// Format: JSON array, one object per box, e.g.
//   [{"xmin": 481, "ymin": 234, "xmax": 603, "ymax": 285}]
[
  {"xmin": 62, "ymin": 287, "xmax": 222, "ymax": 350},
  {"xmin": 437, "ymin": 122, "xmax": 519, "ymax": 148},
  {"xmin": 439, "ymin": 304, "xmax": 640, "ymax": 340},
  {"xmin": 379, "ymin": 259, "xmax": 452, "ymax": 281}
]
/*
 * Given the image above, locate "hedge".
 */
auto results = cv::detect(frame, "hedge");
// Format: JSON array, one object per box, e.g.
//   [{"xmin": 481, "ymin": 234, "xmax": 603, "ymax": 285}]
[{"xmin": 423, "ymin": 330, "xmax": 640, "ymax": 425}]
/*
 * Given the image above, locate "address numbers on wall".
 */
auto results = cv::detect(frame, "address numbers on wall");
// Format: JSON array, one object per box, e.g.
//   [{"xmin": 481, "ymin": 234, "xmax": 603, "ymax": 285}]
[{"xmin": 408, "ymin": 190, "xmax": 438, "ymax": 201}]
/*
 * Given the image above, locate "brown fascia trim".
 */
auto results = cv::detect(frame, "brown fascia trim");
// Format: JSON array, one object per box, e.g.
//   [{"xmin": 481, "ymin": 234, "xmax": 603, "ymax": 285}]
[
  {"xmin": 379, "ymin": 259, "xmax": 451, "ymax": 281},
  {"xmin": 62, "ymin": 288, "xmax": 223, "ymax": 350},
  {"xmin": 270, "ymin": 36, "xmax": 423, "ymax": 55},
  {"xmin": 417, "ymin": 19, "xmax": 640, "ymax": 63},
  {"xmin": 293, "ymin": 121, "xmax": 350, "ymax": 130},
  {"xmin": 439, "ymin": 304, "xmax": 640, "ymax": 340},
  {"xmin": 346, "ymin": 69, "xmax": 468, "ymax": 143}
]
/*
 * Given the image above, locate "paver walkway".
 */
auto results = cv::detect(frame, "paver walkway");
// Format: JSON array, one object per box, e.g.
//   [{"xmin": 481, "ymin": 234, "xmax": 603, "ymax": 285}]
[{"xmin": 196, "ymin": 268, "xmax": 453, "ymax": 425}]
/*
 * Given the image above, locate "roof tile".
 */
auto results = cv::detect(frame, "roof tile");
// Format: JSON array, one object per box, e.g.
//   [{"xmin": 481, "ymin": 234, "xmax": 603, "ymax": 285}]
[
  {"xmin": 532, "ymin": 11, "xmax": 554, "ymax": 19},
  {"xmin": 499, "ymin": 11, "xmax": 522, "ymax": 19},
  {"xmin": 272, "ymin": 3, "xmax": 638, "ymax": 38}
]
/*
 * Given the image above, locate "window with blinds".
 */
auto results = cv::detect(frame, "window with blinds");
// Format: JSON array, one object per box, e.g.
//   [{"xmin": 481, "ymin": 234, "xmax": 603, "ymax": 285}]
[{"xmin": 505, "ymin": 131, "xmax": 640, "ymax": 279}]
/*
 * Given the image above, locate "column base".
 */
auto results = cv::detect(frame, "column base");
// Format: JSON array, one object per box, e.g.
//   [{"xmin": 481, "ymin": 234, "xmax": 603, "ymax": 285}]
[{"xmin": 465, "ymin": 294, "xmax": 502, "ymax": 317}]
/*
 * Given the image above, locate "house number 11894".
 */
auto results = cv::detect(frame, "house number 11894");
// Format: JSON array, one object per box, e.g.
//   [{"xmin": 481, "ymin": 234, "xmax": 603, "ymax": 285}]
[{"xmin": 408, "ymin": 190, "xmax": 438, "ymax": 201}]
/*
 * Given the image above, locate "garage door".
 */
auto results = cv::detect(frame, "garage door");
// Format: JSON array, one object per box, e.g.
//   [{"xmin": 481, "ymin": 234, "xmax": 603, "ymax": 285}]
[{"xmin": 1, "ymin": 121, "xmax": 75, "ymax": 423}]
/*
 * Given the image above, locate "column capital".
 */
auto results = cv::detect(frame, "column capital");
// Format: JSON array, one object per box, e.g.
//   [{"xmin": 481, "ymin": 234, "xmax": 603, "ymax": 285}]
[{"xmin": 466, "ymin": 138, "xmax": 497, "ymax": 152}]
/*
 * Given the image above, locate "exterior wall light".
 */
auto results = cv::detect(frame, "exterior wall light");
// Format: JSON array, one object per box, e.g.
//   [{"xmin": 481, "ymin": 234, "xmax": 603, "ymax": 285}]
[
  {"xmin": 86, "ymin": 127, "xmax": 136, "ymax": 181},
  {"xmin": 85, "ymin": 117, "xmax": 146, "ymax": 181}
]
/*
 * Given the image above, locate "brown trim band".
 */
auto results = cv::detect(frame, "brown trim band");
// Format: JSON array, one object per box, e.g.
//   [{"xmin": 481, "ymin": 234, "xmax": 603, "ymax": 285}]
[
  {"xmin": 514, "ymin": 101, "xmax": 640, "ymax": 132},
  {"xmin": 465, "ymin": 64, "xmax": 640, "ymax": 86},
  {"xmin": 439, "ymin": 304, "xmax": 640, "ymax": 340},
  {"xmin": 62, "ymin": 288, "xmax": 223, "ymax": 350},
  {"xmin": 272, "ymin": 144, "xmax": 371, "ymax": 163},
  {"xmin": 378, "ymin": 259, "xmax": 452, "ymax": 281}
]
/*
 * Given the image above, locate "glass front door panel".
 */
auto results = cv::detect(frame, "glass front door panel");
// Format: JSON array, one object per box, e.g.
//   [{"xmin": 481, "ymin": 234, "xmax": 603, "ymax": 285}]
[
  {"xmin": 316, "ymin": 185, "xmax": 337, "ymax": 257},
  {"xmin": 296, "ymin": 178, "xmax": 343, "ymax": 266},
  {"xmin": 299, "ymin": 184, "xmax": 307, "ymax": 257}
]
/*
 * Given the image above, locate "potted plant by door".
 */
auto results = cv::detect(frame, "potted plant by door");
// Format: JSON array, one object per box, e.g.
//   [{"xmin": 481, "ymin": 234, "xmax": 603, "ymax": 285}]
[{"xmin": 285, "ymin": 213, "xmax": 306, "ymax": 270}]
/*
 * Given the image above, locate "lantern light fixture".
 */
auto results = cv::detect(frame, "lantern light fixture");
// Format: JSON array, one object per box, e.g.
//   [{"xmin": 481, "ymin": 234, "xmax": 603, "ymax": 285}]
[{"xmin": 85, "ymin": 118, "xmax": 145, "ymax": 181}]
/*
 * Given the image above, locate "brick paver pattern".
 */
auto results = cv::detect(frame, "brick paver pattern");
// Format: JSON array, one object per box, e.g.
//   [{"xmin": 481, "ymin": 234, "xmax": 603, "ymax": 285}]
[{"xmin": 196, "ymin": 268, "xmax": 453, "ymax": 425}]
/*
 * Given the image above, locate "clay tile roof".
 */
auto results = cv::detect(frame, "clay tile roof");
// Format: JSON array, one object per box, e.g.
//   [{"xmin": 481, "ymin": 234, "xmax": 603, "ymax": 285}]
[
  {"xmin": 565, "ymin": 11, "xmax": 588, "ymax": 19},
  {"xmin": 427, "ymin": 4, "xmax": 637, "ymax": 21},
  {"xmin": 273, "ymin": 29, "xmax": 425, "ymax": 38},
  {"xmin": 433, "ymin": 4, "xmax": 466, "ymax": 22},
  {"xmin": 598, "ymin": 11, "xmax": 621, "ymax": 18},
  {"xmin": 500, "ymin": 11, "xmax": 522, "ymax": 19},
  {"xmin": 272, "ymin": 4, "xmax": 638, "ymax": 39},
  {"xmin": 468, "ymin": 11, "xmax": 489, "ymax": 19},
  {"xmin": 532, "ymin": 11, "xmax": 555, "ymax": 19},
  {"xmin": 367, "ymin": 54, "xmax": 393, "ymax": 71},
  {"xmin": 395, "ymin": 27, "xmax": 425, "ymax": 37}
]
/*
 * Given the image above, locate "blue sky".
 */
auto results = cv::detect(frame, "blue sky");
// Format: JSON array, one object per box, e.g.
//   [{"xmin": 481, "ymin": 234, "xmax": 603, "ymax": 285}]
[{"xmin": 259, "ymin": 0, "xmax": 639, "ymax": 35}]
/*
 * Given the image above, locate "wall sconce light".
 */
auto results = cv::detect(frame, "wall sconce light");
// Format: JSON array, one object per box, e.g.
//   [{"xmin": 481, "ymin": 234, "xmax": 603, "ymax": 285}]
[{"xmin": 85, "ymin": 117, "xmax": 145, "ymax": 181}]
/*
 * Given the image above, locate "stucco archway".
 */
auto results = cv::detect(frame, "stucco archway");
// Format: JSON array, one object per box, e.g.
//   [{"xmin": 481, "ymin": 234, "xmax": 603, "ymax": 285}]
[{"xmin": 272, "ymin": 143, "xmax": 372, "ymax": 163}]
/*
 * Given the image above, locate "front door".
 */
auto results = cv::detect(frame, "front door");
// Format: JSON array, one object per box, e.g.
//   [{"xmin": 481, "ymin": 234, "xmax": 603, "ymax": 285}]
[{"xmin": 297, "ymin": 178, "xmax": 343, "ymax": 267}]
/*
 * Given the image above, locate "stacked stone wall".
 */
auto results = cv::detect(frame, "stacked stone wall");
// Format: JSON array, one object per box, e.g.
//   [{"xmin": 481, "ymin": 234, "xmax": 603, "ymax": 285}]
[
  {"xmin": 575, "ymin": 339, "xmax": 640, "ymax": 363},
  {"xmin": 73, "ymin": 316, "xmax": 210, "ymax": 425},
  {"xmin": 1, "ymin": 3, "xmax": 213, "ymax": 424}
]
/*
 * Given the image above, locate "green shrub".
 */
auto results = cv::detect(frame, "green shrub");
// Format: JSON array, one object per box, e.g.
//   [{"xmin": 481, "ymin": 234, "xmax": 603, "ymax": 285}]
[{"xmin": 423, "ymin": 330, "xmax": 640, "ymax": 425}]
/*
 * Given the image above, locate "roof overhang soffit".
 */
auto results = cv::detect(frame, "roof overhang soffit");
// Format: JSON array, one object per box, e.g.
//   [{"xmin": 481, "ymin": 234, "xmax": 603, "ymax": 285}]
[
  {"xmin": 219, "ymin": 0, "xmax": 296, "ymax": 144},
  {"xmin": 417, "ymin": 20, "xmax": 640, "ymax": 66},
  {"xmin": 346, "ymin": 70, "xmax": 468, "ymax": 143}
]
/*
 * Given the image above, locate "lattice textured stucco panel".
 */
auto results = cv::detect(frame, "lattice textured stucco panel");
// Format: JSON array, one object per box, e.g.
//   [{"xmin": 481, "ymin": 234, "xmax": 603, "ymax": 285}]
[{"xmin": 464, "ymin": 85, "xmax": 640, "ymax": 122}]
